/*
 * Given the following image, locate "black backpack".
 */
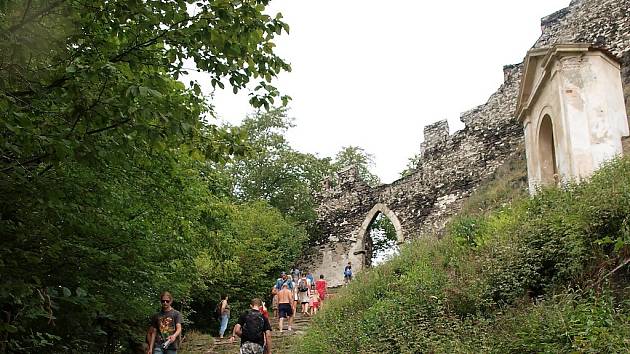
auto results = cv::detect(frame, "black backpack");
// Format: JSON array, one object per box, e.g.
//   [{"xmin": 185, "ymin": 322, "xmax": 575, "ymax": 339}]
[{"xmin": 241, "ymin": 310, "xmax": 265, "ymax": 343}]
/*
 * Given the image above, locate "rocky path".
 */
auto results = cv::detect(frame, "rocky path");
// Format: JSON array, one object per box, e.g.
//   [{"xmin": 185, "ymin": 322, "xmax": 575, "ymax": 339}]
[{"xmin": 180, "ymin": 288, "xmax": 339, "ymax": 354}]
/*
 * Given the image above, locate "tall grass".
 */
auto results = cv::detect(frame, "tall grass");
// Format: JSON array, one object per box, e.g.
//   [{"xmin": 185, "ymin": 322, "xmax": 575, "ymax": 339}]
[{"xmin": 294, "ymin": 156, "xmax": 630, "ymax": 353}]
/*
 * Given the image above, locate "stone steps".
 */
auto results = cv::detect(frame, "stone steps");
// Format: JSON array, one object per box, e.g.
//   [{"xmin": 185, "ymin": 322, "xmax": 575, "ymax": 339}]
[{"xmin": 180, "ymin": 287, "xmax": 341, "ymax": 354}]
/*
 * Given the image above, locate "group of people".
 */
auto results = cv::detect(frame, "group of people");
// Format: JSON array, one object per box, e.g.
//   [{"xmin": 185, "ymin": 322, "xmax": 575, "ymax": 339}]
[
  {"xmin": 143, "ymin": 267, "xmax": 334, "ymax": 354},
  {"xmin": 270, "ymin": 269, "xmax": 328, "ymax": 332},
  {"xmin": 144, "ymin": 291, "xmax": 272, "ymax": 354}
]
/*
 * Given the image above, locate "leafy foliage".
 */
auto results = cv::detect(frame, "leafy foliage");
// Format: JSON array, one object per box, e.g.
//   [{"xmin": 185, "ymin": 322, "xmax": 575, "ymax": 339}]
[
  {"xmin": 369, "ymin": 214, "xmax": 398, "ymax": 262},
  {"xmin": 333, "ymin": 146, "xmax": 380, "ymax": 187},
  {"xmin": 0, "ymin": 0, "xmax": 296, "ymax": 352},
  {"xmin": 224, "ymin": 109, "xmax": 333, "ymax": 229}
]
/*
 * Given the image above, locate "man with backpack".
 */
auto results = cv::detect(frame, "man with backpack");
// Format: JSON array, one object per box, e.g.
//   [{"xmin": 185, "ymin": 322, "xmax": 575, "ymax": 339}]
[{"xmin": 229, "ymin": 298, "xmax": 272, "ymax": 354}]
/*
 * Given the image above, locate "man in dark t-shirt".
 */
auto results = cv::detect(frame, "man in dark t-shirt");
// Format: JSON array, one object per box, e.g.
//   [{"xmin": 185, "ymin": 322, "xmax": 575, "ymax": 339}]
[
  {"xmin": 146, "ymin": 291, "xmax": 182, "ymax": 354},
  {"xmin": 229, "ymin": 298, "xmax": 272, "ymax": 354}
]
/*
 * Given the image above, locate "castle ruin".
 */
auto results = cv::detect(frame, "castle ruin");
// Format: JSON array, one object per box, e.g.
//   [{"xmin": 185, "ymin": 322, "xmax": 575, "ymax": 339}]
[{"xmin": 303, "ymin": 0, "xmax": 630, "ymax": 287}]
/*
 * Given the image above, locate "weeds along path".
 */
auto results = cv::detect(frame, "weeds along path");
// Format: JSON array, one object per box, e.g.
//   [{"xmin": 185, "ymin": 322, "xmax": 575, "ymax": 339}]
[{"xmin": 180, "ymin": 287, "xmax": 341, "ymax": 354}]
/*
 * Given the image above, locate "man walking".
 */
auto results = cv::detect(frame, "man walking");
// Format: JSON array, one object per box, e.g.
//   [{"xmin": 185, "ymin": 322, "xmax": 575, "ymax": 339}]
[
  {"xmin": 274, "ymin": 271, "xmax": 293, "ymax": 291},
  {"xmin": 276, "ymin": 283, "xmax": 293, "ymax": 332},
  {"xmin": 344, "ymin": 262, "xmax": 353, "ymax": 285},
  {"xmin": 229, "ymin": 298, "xmax": 272, "ymax": 354},
  {"xmin": 146, "ymin": 291, "xmax": 182, "ymax": 354}
]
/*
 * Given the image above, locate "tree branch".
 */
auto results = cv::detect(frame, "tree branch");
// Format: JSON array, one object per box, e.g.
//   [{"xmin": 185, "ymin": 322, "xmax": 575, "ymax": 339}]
[{"xmin": 85, "ymin": 119, "xmax": 131, "ymax": 135}]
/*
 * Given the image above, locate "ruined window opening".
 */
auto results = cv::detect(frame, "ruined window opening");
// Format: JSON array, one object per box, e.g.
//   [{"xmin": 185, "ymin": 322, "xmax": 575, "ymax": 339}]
[
  {"xmin": 366, "ymin": 213, "xmax": 400, "ymax": 267},
  {"xmin": 539, "ymin": 114, "xmax": 559, "ymax": 186}
]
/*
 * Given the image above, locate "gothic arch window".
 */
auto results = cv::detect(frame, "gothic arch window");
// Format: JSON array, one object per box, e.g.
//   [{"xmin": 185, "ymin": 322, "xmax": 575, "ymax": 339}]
[
  {"xmin": 357, "ymin": 203, "xmax": 404, "ymax": 267},
  {"xmin": 538, "ymin": 114, "xmax": 559, "ymax": 186}
]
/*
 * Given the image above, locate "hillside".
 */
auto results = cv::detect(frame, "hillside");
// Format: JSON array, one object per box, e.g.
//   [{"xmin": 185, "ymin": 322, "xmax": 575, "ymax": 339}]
[{"xmin": 294, "ymin": 155, "xmax": 630, "ymax": 353}]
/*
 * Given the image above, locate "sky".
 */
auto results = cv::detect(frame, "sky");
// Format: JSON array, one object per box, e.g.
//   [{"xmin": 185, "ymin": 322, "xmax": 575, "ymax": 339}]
[{"xmin": 187, "ymin": 0, "xmax": 570, "ymax": 184}]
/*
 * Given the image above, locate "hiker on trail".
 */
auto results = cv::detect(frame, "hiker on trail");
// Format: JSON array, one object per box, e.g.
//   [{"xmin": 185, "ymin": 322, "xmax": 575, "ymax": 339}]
[
  {"xmin": 315, "ymin": 274, "xmax": 327, "ymax": 302},
  {"xmin": 309, "ymin": 291, "xmax": 320, "ymax": 316},
  {"xmin": 297, "ymin": 274, "xmax": 310, "ymax": 315},
  {"xmin": 274, "ymin": 271, "xmax": 293, "ymax": 291},
  {"xmin": 229, "ymin": 298, "xmax": 272, "ymax": 354},
  {"xmin": 344, "ymin": 262, "xmax": 353, "ymax": 285},
  {"xmin": 218, "ymin": 294, "xmax": 230, "ymax": 339},
  {"xmin": 291, "ymin": 275, "xmax": 299, "ymax": 315},
  {"xmin": 146, "ymin": 291, "xmax": 182, "ymax": 354},
  {"xmin": 277, "ymin": 283, "xmax": 294, "ymax": 332},
  {"xmin": 291, "ymin": 267, "xmax": 300, "ymax": 281},
  {"xmin": 305, "ymin": 271, "xmax": 315, "ymax": 290}
]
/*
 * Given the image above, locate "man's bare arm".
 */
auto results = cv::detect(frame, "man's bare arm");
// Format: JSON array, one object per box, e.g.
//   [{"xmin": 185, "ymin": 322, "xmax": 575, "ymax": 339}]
[
  {"xmin": 146, "ymin": 326, "xmax": 155, "ymax": 354},
  {"xmin": 229, "ymin": 324, "xmax": 242, "ymax": 343}
]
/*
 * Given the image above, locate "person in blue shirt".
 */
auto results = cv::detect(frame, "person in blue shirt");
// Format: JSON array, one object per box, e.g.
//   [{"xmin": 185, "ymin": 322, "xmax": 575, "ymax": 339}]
[
  {"xmin": 343, "ymin": 262, "xmax": 353, "ymax": 285},
  {"xmin": 305, "ymin": 271, "xmax": 315, "ymax": 290},
  {"xmin": 274, "ymin": 271, "xmax": 293, "ymax": 290}
]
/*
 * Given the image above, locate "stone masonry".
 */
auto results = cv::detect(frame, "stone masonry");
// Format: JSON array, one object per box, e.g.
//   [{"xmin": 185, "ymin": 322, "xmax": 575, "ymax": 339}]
[{"xmin": 303, "ymin": 0, "xmax": 630, "ymax": 287}]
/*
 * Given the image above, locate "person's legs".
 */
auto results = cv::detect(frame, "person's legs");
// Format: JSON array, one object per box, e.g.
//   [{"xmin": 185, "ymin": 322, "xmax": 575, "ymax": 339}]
[
  {"xmin": 302, "ymin": 301, "xmax": 309, "ymax": 314},
  {"xmin": 152, "ymin": 347, "xmax": 165, "ymax": 354},
  {"xmin": 278, "ymin": 303, "xmax": 288, "ymax": 332},
  {"xmin": 219, "ymin": 313, "xmax": 229, "ymax": 338},
  {"xmin": 288, "ymin": 305, "xmax": 294, "ymax": 331}
]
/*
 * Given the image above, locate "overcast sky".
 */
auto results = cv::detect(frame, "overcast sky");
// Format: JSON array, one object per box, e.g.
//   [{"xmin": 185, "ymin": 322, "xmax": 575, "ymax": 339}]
[{"xmin": 187, "ymin": 0, "xmax": 570, "ymax": 184}]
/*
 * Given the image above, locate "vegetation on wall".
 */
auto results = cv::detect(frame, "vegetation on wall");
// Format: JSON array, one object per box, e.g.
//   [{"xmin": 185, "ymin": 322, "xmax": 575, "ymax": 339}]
[{"xmin": 295, "ymin": 156, "xmax": 630, "ymax": 353}]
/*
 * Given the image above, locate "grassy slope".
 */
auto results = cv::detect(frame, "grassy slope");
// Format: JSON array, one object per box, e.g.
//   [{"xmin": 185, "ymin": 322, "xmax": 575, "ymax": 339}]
[{"xmin": 294, "ymin": 155, "xmax": 630, "ymax": 353}]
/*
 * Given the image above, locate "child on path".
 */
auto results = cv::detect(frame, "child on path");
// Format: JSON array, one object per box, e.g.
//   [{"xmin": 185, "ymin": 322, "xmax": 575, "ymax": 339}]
[{"xmin": 309, "ymin": 291, "xmax": 320, "ymax": 316}]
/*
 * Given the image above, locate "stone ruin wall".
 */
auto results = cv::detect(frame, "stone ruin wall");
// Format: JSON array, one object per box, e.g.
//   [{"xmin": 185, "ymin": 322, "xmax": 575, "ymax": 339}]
[{"xmin": 302, "ymin": 0, "xmax": 630, "ymax": 287}]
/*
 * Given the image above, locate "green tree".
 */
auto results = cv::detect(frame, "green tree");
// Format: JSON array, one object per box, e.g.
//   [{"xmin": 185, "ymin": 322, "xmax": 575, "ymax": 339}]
[
  {"xmin": 0, "ymin": 0, "xmax": 292, "ymax": 351},
  {"xmin": 333, "ymin": 146, "xmax": 380, "ymax": 186},
  {"xmin": 226, "ymin": 108, "xmax": 333, "ymax": 228}
]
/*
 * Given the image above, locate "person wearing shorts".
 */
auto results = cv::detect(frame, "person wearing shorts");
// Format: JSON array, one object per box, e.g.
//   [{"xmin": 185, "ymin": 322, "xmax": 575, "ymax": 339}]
[{"xmin": 277, "ymin": 283, "xmax": 293, "ymax": 332}]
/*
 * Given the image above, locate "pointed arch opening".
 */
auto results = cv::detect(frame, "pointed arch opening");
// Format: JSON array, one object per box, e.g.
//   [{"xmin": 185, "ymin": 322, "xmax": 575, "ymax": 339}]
[
  {"xmin": 538, "ymin": 114, "xmax": 559, "ymax": 186},
  {"xmin": 357, "ymin": 203, "xmax": 404, "ymax": 267}
]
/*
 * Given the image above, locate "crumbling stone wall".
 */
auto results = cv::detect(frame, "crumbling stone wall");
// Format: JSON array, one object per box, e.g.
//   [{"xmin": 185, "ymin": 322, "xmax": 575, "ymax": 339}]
[{"xmin": 303, "ymin": 0, "xmax": 630, "ymax": 287}]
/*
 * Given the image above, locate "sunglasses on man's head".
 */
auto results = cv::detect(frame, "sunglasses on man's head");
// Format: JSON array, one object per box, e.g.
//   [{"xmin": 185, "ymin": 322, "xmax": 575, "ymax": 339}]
[{"xmin": 161, "ymin": 299, "xmax": 171, "ymax": 303}]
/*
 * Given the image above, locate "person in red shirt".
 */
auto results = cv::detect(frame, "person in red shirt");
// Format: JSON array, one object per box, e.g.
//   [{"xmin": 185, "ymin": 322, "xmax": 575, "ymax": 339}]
[{"xmin": 315, "ymin": 274, "xmax": 327, "ymax": 302}]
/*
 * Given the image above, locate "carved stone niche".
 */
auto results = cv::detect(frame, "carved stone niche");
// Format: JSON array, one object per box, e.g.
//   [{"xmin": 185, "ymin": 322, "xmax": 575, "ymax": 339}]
[{"xmin": 516, "ymin": 44, "xmax": 629, "ymax": 194}]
